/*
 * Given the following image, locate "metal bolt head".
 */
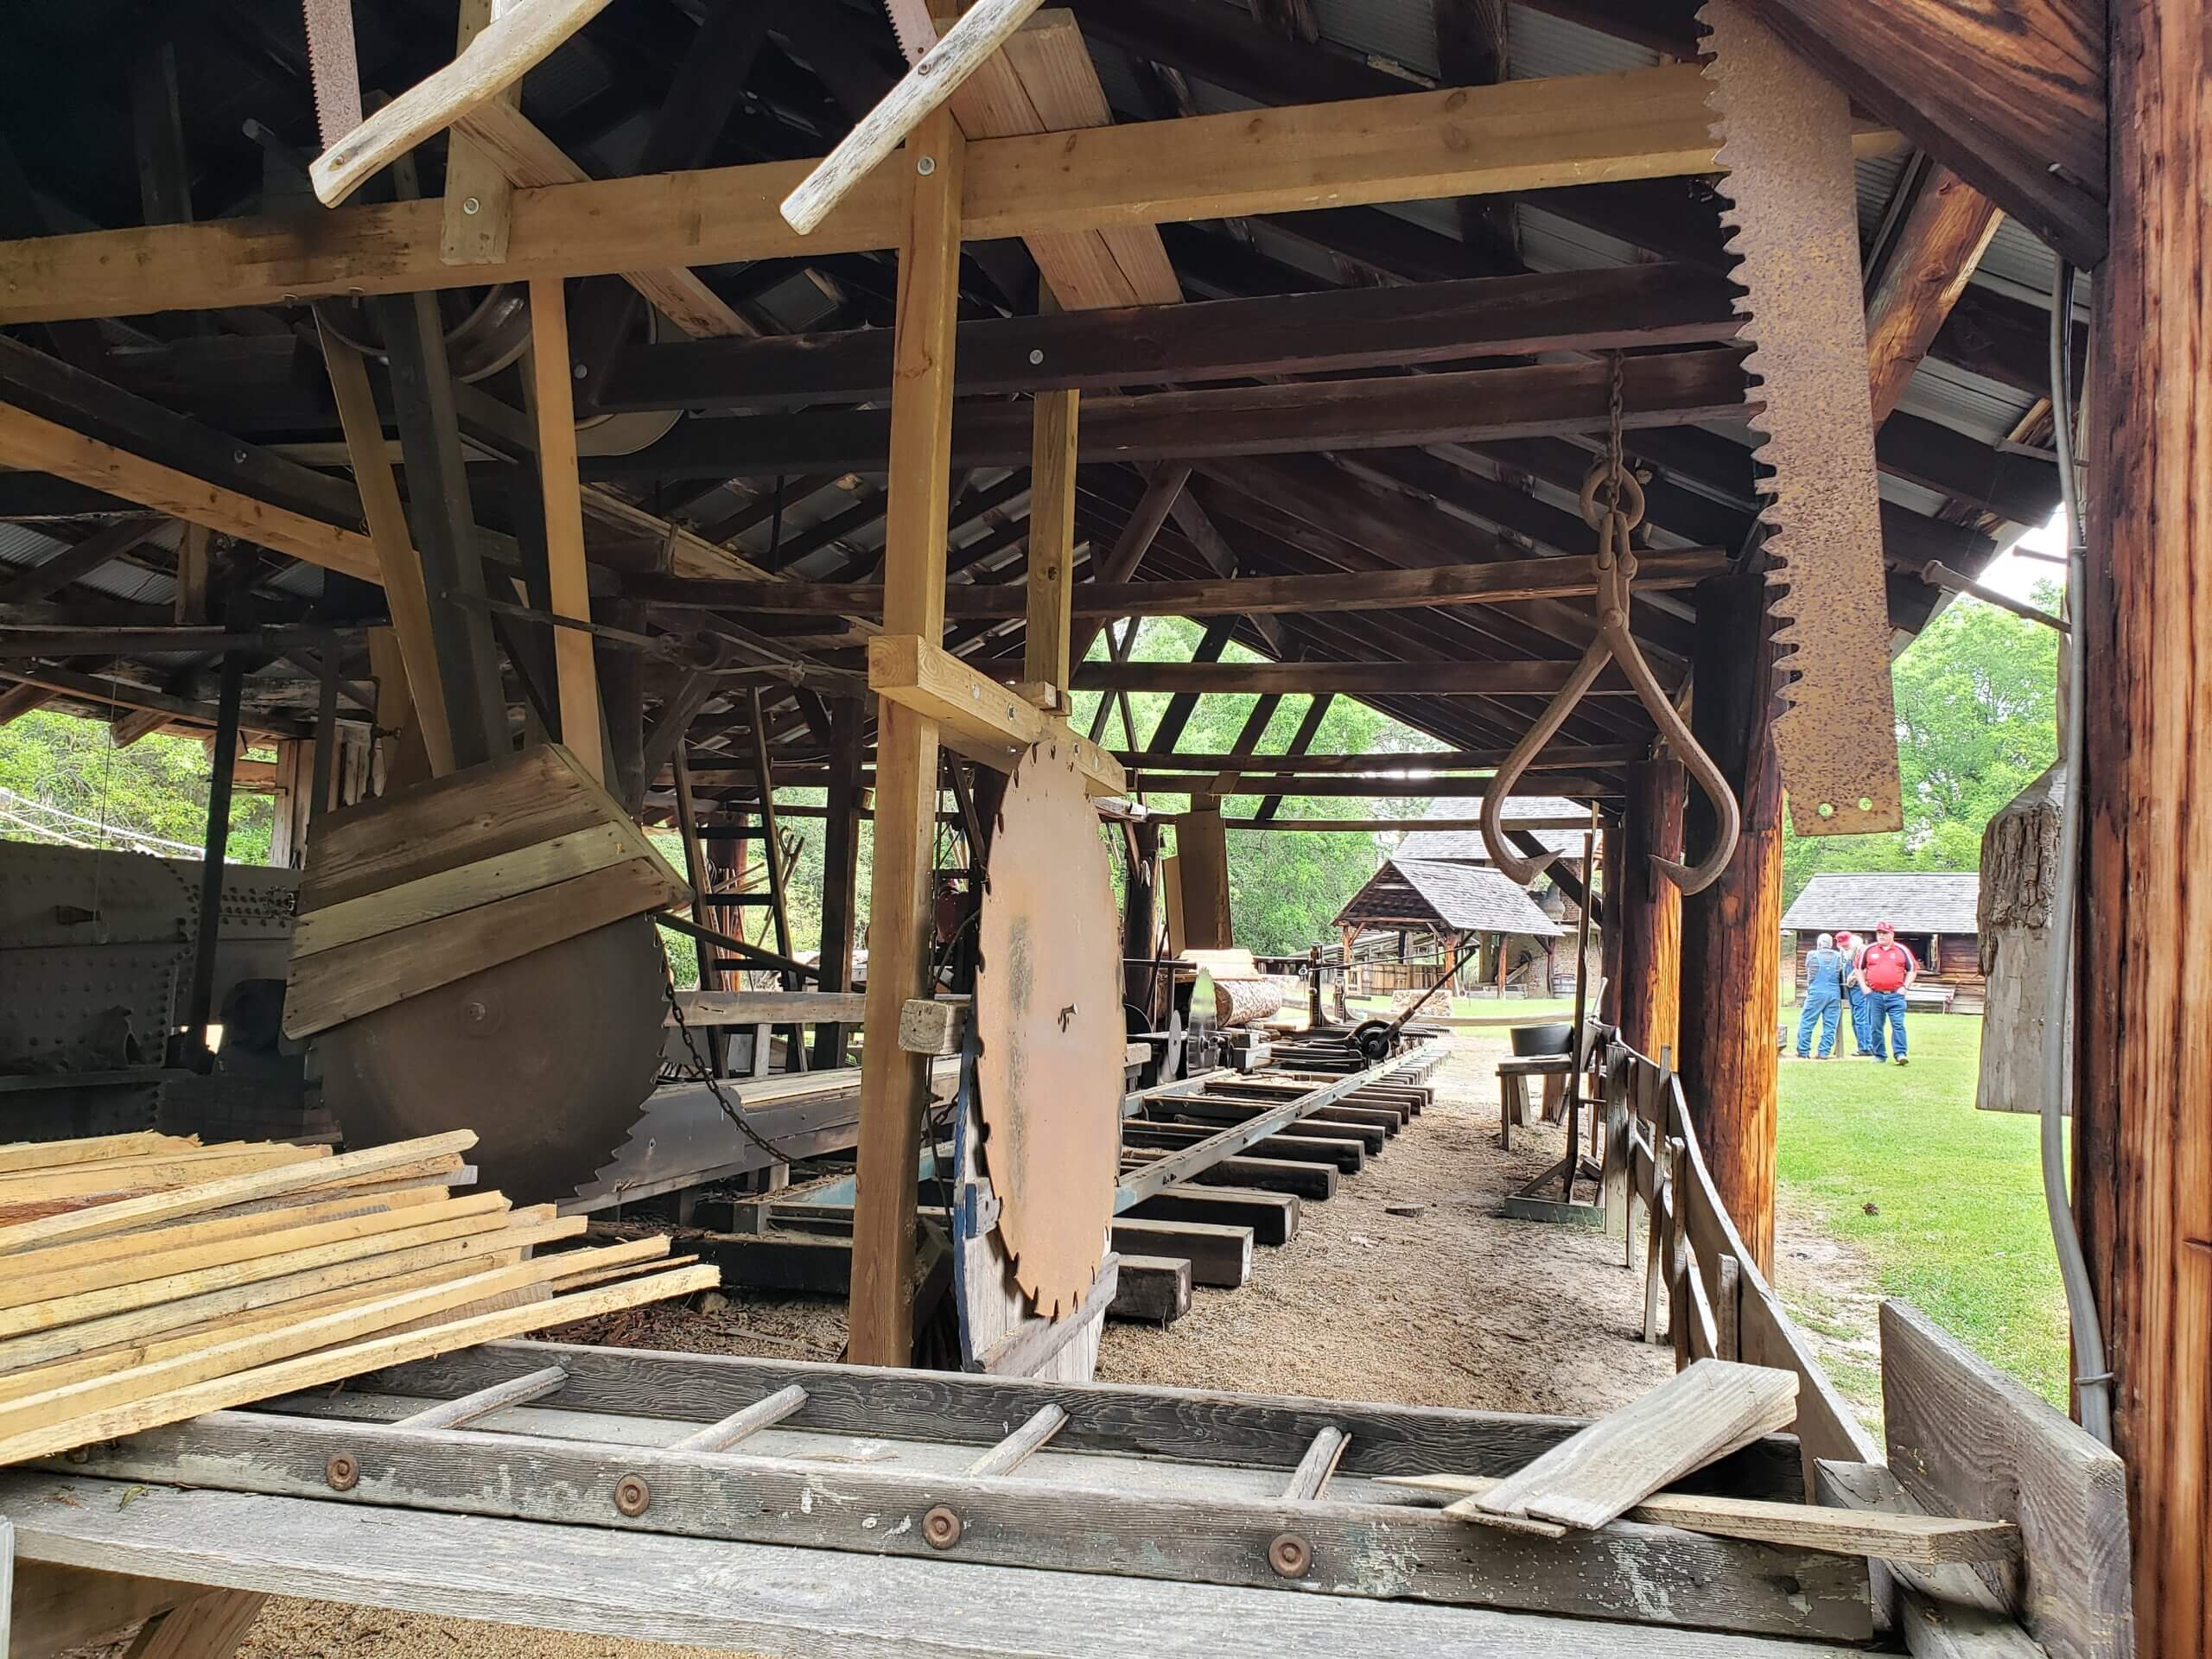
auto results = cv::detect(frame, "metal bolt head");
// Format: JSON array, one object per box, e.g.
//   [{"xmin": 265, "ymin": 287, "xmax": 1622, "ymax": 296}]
[
  {"xmin": 1268, "ymin": 1532, "xmax": 1313, "ymax": 1579},
  {"xmin": 573, "ymin": 362, "xmax": 589, "ymax": 380},
  {"xmin": 922, "ymin": 1505, "xmax": 963, "ymax": 1548},
  {"xmin": 615, "ymin": 1474, "xmax": 652, "ymax": 1516},
  {"xmin": 462, "ymin": 195, "xmax": 482, "ymax": 215},
  {"xmin": 1027, "ymin": 348, "xmax": 1045, "ymax": 365},
  {"xmin": 326, "ymin": 1452, "xmax": 360, "ymax": 1492},
  {"xmin": 916, "ymin": 154, "xmax": 938, "ymax": 176}
]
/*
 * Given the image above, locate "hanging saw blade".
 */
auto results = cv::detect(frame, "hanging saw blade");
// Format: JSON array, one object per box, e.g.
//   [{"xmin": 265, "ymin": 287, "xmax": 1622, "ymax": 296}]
[
  {"xmin": 302, "ymin": 0, "xmax": 365, "ymax": 150},
  {"xmin": 1701, "ymin": 0, "xmax": 1904, "ymax": 836},
  {"xmin": 882, "ymin": 0, "xmax": 940, "ymax": 65}
]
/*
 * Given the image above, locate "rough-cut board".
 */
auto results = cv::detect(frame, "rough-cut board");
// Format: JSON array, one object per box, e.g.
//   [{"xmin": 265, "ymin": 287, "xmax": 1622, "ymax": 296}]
[
  {"xmin": 1473, "ymin": 1358, "xmax": 1799, "ymax": 1529},
  {"xmin": 0, "ymin": 1471, "xmax": 1882, "ymax": 1659},
  {"xmin": 283, "ymin": 743, "xmax": 686, "ymax": 1038},
  {"xmin": 1880, "ymin": 1300, "xmax": 2133, "ymax": 1659},
  {"xmin": 1703, "ymin": 0, "xmax": 1902, "ymax": 837},
  {"xmin": 1380, "ymin": 1471, "xmax": 2019, "ymax": 1567}
]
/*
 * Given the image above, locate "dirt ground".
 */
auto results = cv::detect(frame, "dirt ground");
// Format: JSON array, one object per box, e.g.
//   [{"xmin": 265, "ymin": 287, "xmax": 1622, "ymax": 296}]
[{"xmin": 81, "ymin": 1033, "xmax": 1694, "ymax": 1659}]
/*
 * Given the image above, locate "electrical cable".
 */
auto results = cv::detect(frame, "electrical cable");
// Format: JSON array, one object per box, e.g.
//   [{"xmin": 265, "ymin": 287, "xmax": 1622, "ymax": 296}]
[{"xmin": 2040, "ymin": 255, "xmax": 2113, "ymax": 1448}]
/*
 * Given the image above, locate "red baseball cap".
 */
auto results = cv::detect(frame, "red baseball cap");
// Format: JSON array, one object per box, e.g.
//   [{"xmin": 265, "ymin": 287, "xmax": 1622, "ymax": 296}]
[{"xmin": 1874, "ymin": 919, "xmax": 1896, "ymax": 931}]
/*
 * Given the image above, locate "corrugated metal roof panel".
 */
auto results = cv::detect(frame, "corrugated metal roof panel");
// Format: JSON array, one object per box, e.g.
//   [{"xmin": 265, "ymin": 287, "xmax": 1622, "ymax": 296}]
[
  {"xmin": 0, "ymin": 524, "xmax": 66, "ymax": 571},
  {"xmin": 1897, "ymin": 356, "xmax": 2036, "ymax": 444},
  {"xmin": 1854, "ymin": 151, "xmax": 1910, "ymax": 242},
  {"xmin": 1516, "ymin": 206, "xmax": 1641, "ymax": 274},
  {"xmin": 1507, "ymin": 7, "xmax": 1663, "ymax": 79},
  {"xmin": 1312, "ymin": 0, "xmax": 1440, "ymax": 79},
  {"xmin": 1977, "ymin": 216, "xmax": 2060, "ymax": 296}
]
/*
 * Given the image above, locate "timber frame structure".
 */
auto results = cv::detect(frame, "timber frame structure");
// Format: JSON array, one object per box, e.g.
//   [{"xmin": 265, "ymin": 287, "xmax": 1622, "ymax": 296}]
[{"xmin": 0, "ymin": 0, "xmax": 2197, "ymax": 1653}]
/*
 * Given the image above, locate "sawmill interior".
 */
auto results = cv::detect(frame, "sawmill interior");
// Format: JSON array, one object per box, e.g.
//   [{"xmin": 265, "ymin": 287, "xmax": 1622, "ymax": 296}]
[{"xmin": 0, "ymin": 0, "xmax": 2184, "ymax": 1656}]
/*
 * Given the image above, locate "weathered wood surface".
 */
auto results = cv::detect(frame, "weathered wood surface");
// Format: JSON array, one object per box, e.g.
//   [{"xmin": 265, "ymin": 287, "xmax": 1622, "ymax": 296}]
[
  {"xmin": 1816, "ymin": 1459, "xmax": 2046, "ymax": 1659},
  {"xmin": 1382, "ymin": 1471, "xmax": 2018, "ymax": 1567},
  {"xmin": 1618, "ymin": 755, "xmax": 1685, "ymax": 1063},
  {"xmin": 1125, "ymin": 1186, "xmax": 1298, "ymax": 1247},
  {"xmin": 1473, "ymin": 1360, "xmax": 1798, "ymax": 1529},
  {"xmin": 0, "ymin": 1473, "xmax": 1877, "ymax": 1659},
  {"xmin": 1974, "ymin": 766, "xmax": 2064, "ymax": 1115},
  {"xmin": 355, "ymin": 1339, "xmax": 1805, "ymax": 1495},
  {"xmin": 1880, "ymin": 1301, "xmax": 2132, "ymax": 1659},
  {"xmin": 1675, "ymin": 574, "xmax": 1781, "ymax": 1274},
  {"xmin": 63, "ymin": 1414, "xmax": 1871, "ymax": 1637},
  {"xmin": 2077, "ymin": 6, "xmax": 2212, "ymax": 1655},
  {"xmin": 1108, "ymin": 1254, "xmax": 1192, "ymax": 1325}
]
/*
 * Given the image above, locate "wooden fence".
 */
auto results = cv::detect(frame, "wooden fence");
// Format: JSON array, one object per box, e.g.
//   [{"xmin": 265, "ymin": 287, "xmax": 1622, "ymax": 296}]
[{"xmin": 1598, "ymin": 1038, "xmax": 1880, "ymax": 1481}]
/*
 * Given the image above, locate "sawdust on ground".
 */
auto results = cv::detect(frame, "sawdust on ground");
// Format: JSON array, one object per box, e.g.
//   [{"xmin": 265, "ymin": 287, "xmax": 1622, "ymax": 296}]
[{"xmin": 85, "ymin": 1030, "xmax": 1687, "ymax": 1659}]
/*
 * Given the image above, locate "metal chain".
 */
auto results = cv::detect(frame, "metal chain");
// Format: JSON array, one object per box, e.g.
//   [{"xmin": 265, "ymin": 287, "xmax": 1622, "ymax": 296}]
[{"xmin": 655, "ymin": 934, "xmax": 805, "ymax": 1165}]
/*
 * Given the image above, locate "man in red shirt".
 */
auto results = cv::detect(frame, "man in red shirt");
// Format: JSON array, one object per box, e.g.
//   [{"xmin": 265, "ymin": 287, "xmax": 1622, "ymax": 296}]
[{"xmin": 1856, "ymin": 920, "xmax": 1918, "ymax": 1065}]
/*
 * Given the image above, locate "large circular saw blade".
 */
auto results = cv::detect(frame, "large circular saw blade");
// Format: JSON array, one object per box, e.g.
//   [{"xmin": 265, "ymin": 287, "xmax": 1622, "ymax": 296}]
[
  {"xmin": 312, "ymin": 914, "xmax": 666, "ymax": 1204},
  {"xmin": 975, "ymin": 740, "xmax": 1125, "ymax": 1321}
]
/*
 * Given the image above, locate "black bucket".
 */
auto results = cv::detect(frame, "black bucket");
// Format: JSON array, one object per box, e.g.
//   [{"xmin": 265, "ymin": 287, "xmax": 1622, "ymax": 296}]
[{"xmin": 1509, "ymin": 1021, "xmax": 1573, "ymax": 1058}]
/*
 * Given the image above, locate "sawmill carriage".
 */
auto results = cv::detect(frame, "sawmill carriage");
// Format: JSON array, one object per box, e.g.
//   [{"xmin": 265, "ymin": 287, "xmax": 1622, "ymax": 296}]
[{"xmin": 0, "ymin": 0, "xmax": 2187, "ymax": 1655}]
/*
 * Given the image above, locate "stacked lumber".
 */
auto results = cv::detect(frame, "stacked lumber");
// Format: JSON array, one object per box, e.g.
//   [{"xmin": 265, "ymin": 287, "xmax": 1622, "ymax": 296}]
[{"xmin": 0, "ymin": 1129, "xmax": 716, "ymax": 1466}]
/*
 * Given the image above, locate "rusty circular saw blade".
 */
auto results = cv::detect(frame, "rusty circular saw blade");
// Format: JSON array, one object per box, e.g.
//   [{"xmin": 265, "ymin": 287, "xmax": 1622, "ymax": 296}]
[
  {"xmin": 312, "ymin": 913, "xmax": 665, "ymax": 1205},
  {"xmin": 974, "ymin": 739, "xmax": 1124, "ymax": 1322}
]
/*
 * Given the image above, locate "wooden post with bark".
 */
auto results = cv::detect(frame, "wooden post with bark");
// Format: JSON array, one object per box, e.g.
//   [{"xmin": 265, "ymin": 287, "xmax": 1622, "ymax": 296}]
[
  {"xmin": 1675, "ymin": 574, "xmax": 1781, "ymax": 1276},
  {"xmin": 2076, "ymin": 2, "xmax": 2211, "ymax": 1649},
  {"xmin": 1620, "ymin": 754, "xmax": 1687, "ymax": 1063}
]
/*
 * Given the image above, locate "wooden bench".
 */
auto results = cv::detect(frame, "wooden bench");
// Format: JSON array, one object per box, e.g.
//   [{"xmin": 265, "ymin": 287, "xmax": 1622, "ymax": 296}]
[
  {"xmin": 1497, "ymin": 1054, "xmax": 1573, "ymax": 1150},
  {"xmin": 1903, "ymin": 985, "xmax": 1955, "ymax": 1014}
]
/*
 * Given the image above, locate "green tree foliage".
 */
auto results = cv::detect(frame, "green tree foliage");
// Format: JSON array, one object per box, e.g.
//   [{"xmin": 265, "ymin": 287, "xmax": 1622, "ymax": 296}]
[
  {"xmin": 0, "ymin": 709, "xmax": 274, "ymax": 862},
  {"xmin": 1783, "ymin": 588, "xmax": 2060, "ymax": 907},
  {"xmin": 1072, "ymin": 617, "xmax": 1440, "ymax": 957}
]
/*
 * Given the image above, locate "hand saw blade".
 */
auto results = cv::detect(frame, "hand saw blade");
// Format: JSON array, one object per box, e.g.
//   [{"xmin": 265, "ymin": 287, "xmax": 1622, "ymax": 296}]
[
  {"xmin": 302, "ymin": 0, "xmax": 365, "ymax": 149},
  {"xmin": 883, "ymin": 0, "xmax": 940, "ymax": 65},
  {"xmin": 1701, "ymin": 0, "xmax": 1904, "ymax": 836}
]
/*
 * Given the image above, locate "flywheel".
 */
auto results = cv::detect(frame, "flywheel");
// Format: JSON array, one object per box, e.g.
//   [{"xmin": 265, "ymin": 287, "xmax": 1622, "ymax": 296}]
[{"xmin": 974, "ymin": 741, "xmax": 1125, "ymax": 1319}]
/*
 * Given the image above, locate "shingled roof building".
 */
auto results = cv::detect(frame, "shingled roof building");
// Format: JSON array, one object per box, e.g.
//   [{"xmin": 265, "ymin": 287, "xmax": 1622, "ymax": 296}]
[{"xmin": 1780, "ymin": 872, "xmax": 1985, "ymax": 1012}]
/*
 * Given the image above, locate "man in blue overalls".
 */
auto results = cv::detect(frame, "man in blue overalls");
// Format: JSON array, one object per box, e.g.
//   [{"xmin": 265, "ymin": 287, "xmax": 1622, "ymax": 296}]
[{"xmin": 1795, "ymin": 931, "xmax": 1846, "ymax": 1059}]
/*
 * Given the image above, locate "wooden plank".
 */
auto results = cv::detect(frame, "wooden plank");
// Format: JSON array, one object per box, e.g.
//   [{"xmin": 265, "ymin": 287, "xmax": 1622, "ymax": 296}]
[
  {"xmin": 1472, "ymin": 1359, "xmax": 1799, "ymax": 1529},
  {"xmin": 0, "ymin": 402, "xmax": 378, "ymax": 582},
  {"xmin": 1075, "ymin": 659, "xmax": 1658, "ymax": 697},
  {"xmin": 440, "ymin": 0, "xmax": 514, "ymax": 265},
  {"xmin": 1119, "ymin": 1146, "xmax": 1335, "ymax": 1201},
  {"xmin": 868, "ymin": 633, "xmax": 1127, "ymax": 794},
  {"xmin": 1124, "ymin": 1185, "xmax": 1298, "ymax": 1246},
  {"xmin": 290, "ymin": 822, "xmax": 641, "ymax": 958},
  {"xmin": 1817, "ymin": 1459, "xmax": 2048, "ymax": 1659},
  {"xmin": 525, "ymin": 277, "xmax": 606, "ymax": 784},
  {"xmin": 123, "ymin": 1587, "xmax": 265, "ymax": 1659},
  {"xmin": 318, "ymin": 331, "xmax": 454, "ymax": 773},
  {"xmin": 781, "ymin": 0, "xmax": 1047, "ymax": 234},
  {"xmin": 1122, "ymin": 1122, "xmax": 1363, "ymax": 1173},
  {"xmin": 0, "ymin": 68, "xmax": 1901, "ymax": 323},
  {"xmin": 1023, "ymin": 388, "xmax": 1079, "ymax": 696},
  {"xmin": 283, "ymin": 856, "xmax": 681, "ymax": 1038},
  {"xmin": 0, "ymin": 1471, "xmax": 1885, "ymax": 1659},
  {"xmin": 0, "ymin": 1263, "xmax": 715, "ymax": 1465},
  {"xmin": 672, "ymin": 990, "xmax": 873, "ymax": 1027},
  {"xmin": 0, "ymin": 1133, "xmax": 477, "ymax": 1257},
  {"xmin": 0, "ymin": 1133, "xmax": 195, "ymax": 1176},
  {"xmin": 1383, "ymin": 1471, "xmax": 2020, "ymax": 1567},
  {"xmin": 1880, "ymin": 1301, "xmax": 2132, "ymax": 1659},
  {"xmin": 0, "ymin": 1145, "xmax": 326, "ymax": 1203},
  {"xmin": 7, "ymin": 1560, "xmax": 207, "ymax": 1656},
  {"xmin": 849, "ymin": 106, "xmax": 964, "ymax": 1371}
]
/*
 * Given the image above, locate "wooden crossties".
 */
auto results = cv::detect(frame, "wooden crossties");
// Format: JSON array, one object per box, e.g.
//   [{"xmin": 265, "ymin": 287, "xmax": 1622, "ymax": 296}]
[
  {"xmin": 2077, "ymin": 3, "xmax": 2212, "ymax": 1650},
  {"xmin": 0, "ymin": 67, "xmax": 1900, "ymax": 323},
  {"xmin": 849, "ymin": 108, "xmax": 965, "ymax": 1370}
]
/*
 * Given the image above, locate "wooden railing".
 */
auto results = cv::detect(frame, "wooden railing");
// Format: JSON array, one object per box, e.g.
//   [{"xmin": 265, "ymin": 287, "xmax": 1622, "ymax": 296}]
[{"xmin": 1599, "ymin": 1038, "xmax": 1881, "ymax": 1479}]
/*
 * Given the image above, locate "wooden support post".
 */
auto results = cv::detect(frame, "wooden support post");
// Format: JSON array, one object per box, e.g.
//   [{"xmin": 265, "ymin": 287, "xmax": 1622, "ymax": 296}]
[
  {"xmin": 441, "ymin": 0, "xmax": 516, "ymax": 265},
  {"xmin": 181, "ymin": 652, "xmax": 242, "ymax": 1069},
  {"xmin": 122, "ymin": 1590, "xmax": 266, "ymax": 1659},
  {"xmin": 1023, "ymin": 387, "xmax": 1080, "ymax": 701},
  {"xmin": 1599, "ymin": 817, "xmax": 1624, "ymax": 1028},
  {"xmin": 1619, "ymin": 754, "xmax": 1686, "ymax": 1062},
  {"xmin": 1675, "ymin": 575, "xmax": 1781, "ymax": 1276},
  {"xmin": 2077, "ymin": 3, "xmax": 2212, "ymax": 1651},
  {"xmin": 1123, "ymin": 818, "xmax": 1160, "ymax": 1014},
  {"xmin": 321, "ymin": 334, "xmax": 456, "ymax": 776},
  {"xmin": 1177, "ymin": 798, "xmax": 1234, "ymax": 950},
  {"xmin": 813, "ymin": 697, "xmax": 865, "ymax": 1068},
  {"xmin": 849, "ymin": 108, "xmax": 963, "ymax": 1369},
  {"xmin": 171, "ymin": 524, "xmax": 211, "ymax": 626},
  {"xmin": 525, "ymin": 276, "xmax": 606, "ymax": 784}
]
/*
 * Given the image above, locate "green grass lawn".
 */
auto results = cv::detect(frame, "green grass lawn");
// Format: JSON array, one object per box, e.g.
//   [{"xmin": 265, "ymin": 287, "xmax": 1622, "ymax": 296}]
[{"xmin": 1777, "ymin": 1012, "xmax": 2069, "ymax": 1407}]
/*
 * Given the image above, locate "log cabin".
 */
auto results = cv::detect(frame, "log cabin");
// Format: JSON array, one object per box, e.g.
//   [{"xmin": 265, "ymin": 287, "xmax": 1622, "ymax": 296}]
[{"xmin": 1781, "ymin": 871, "xmax": 1986, "ymax": 1012}]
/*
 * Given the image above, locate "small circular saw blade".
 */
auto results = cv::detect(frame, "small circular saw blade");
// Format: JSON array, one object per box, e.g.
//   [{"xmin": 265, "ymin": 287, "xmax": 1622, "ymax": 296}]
[
  {"xmin": 311, "ymin": 913, "xmax": 666, "ymax": 1205},
  {"xmin": 974, "ymin": 740, "xmax": 1125, "ymax": 1320}
]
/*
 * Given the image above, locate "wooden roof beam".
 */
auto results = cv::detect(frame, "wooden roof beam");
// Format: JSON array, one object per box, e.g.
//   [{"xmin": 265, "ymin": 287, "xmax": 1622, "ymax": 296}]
[
  {"xmin": 1864, "ymin": 162, "xmax": 2004, "ymax": 427},
  {"xmin": 1074, "ymin": 659, "xmax": 1677, "ymax": 696},
  {"xmin": 0, "ymin": 66, "xmax": 1900, "ymax": 323}
]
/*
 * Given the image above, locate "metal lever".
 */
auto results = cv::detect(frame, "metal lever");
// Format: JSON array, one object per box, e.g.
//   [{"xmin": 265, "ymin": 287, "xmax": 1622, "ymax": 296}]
[{"xmin": 1480, "ymin": 462, "xmax": 1741, "ymax": 896}]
